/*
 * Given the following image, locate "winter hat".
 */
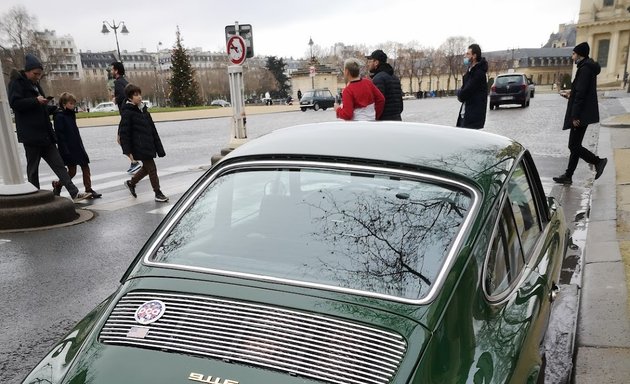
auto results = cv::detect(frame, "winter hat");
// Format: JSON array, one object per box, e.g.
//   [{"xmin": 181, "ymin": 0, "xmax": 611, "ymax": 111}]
[
  {"xmin": 366, "ymin": 49, "xmax": 388, "ymax": 63},
  {"xmin": 573, "ymin": 42, "xmax": 590, "ymax": 58},
  {"xmin": 24, "ymin": 54, "xmax": 43, "ymax": 71}
]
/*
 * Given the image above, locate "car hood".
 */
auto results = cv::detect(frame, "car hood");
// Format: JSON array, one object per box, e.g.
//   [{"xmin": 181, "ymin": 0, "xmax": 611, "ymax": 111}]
[{"xmin": 42, "ymin": 276, "xmax": 432, "ymax": 384}]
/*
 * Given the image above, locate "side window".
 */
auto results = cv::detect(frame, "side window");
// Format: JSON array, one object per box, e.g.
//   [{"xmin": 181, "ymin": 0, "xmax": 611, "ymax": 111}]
[
  {"xmin": 507, "ymin": 162, "xmax": 541, "ymax": 261},
  {"xmin": 485, "ymin": 203, "xmax": 525, "ymax": 297}
]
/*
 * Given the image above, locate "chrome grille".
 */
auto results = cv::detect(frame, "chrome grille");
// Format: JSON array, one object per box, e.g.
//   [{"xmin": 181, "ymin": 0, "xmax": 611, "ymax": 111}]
[{"xmin": 99, "ymin": 291, "xmax": 407, "ymax": 384}]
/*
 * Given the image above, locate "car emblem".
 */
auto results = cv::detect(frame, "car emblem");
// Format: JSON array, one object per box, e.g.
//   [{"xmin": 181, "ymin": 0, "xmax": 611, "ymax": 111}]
[{"xmin": 134, "ymin": 300, "xmax": 166, "ymax": 325}]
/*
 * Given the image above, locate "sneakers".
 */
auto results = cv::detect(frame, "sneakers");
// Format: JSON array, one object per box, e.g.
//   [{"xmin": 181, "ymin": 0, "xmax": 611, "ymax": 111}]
[
  {"xmin": 71, "ymin": 192, "xmax": 92, "ymax": 203},
  {"xmin": 127, "ymin": 161, "xmax": 141, "ymax": 174},
  {"xmin": 125, "ymin": 180, "xmax": 137, "ymax": 198},
  {"xmin": 595, "ymin": 158, "xmax": 608, "ymax": 180},
  {"xmin": 86, "ymin": 189, "xmax": 102, "ymax": 198},
  {"xmin": 155, "ymin": 191, "xmax": 169, "ymax": 202},
  {"xmin": 553, "ymin": 174, "xmax": 573, "ymax": 185},
  {"xmin": 52, "ymin": 181, "xmax": 62, "ymax": 196}
]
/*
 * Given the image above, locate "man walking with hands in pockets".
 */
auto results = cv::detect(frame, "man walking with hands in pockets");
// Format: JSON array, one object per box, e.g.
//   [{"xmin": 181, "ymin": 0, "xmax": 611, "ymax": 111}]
[{"xmin": 553, "ymin": 42, "xmax": 607, "ymax": 185}]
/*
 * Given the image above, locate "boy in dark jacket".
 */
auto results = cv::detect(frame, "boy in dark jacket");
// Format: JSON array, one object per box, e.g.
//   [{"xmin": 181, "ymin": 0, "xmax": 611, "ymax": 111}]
[
  {"xmin": 8, "ymin": 54, "xmax": 91, "ymax": 202},
  {"xmin": 119, "ymin": 84, "xmax": 168, "ymax": 202},
  {"xmin": 52, "ymin": 92, "xmax": 101, "ymax": 198}
]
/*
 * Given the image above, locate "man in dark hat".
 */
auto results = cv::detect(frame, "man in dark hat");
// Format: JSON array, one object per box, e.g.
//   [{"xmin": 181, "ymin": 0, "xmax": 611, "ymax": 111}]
[
  {"xmin": 553, "ymin": 42, "xmax": 607, "ymax": 185},
  {"xmin": 366, "ymin": 49, "xmax": 403, "ymax": 121},
  {"xmin": 8, "ymin": 54, "xmax": 91, "ymax": 201}
]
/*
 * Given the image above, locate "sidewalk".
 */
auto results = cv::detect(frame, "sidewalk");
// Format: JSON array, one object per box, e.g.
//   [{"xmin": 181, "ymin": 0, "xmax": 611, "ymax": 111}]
[
  {"xmin": 76, "ymin": 104, "xmax": 300, "ymax": 128},
  {"xmin": 573, "ymin": 90, "xmax": 630, "ymax": 383}
]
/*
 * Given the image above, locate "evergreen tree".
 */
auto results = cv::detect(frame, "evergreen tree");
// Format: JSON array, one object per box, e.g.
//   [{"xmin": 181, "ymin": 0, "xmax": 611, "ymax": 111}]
[
  {"xmin": 168, "ymin": 27, "xmax": 201, "ymax": 107},
  {"xmin": 265, "ymin": 56, "xmax": 290, "ymax": 98}
]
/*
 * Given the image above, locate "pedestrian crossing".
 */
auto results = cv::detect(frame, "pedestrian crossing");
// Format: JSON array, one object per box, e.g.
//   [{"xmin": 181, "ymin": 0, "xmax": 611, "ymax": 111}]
[{"xmin": 36, "ymin": 164, "xmax": 208, "ymax": 213}]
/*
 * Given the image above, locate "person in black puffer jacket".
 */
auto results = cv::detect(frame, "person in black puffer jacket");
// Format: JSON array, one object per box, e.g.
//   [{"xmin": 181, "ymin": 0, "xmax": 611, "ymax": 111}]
[
  {"xmin": 367, "ymin": 50, "xmax": 403, "ymax": 121},
  {"xmin": 118, "ymin": 83, "xmax": 168, "ymax": 202},
  {"xmin": 456, "ymin": 44, "xmax": 488, "ymax": 129}
]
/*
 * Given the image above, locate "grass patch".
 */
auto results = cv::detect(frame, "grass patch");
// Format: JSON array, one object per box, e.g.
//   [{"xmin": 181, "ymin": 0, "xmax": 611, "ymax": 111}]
[{"xmin": 76, "ymin": 105, "xmax": 217, "ymax": 119}]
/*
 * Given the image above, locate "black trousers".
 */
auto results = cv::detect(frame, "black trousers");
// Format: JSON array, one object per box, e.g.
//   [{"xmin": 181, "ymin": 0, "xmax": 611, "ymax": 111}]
[
  {"xmin": 24, "ymin": 144, "xmax": 78, "ymax": 196},
  {"xmin": 129, "ymin": 158, "xmax": 161, "ymax": 192},
  {"xmin": 565, "ymin": 125, "xmax": 600, "ymax": 177}
]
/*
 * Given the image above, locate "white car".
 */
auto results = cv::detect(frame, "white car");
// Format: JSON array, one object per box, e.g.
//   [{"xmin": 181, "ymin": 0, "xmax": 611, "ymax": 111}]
[
  {"xmin": 91, "ymin": 102, "xmax": 117, "ymax": 112},
  {"xmin": 210, "ymin": 99, "xmax": 231, "ymax": 107}
]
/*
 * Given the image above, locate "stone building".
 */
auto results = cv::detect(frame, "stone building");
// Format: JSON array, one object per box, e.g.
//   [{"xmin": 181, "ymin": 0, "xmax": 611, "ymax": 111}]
[
  {"xmin": 576, "ymin": 0, "xmax": 630, "ymax": 87},
  {"xmin": 35, "ymin": 29, "xmax": 83, "ymax": 80},
  {"xmin": 290, "ymin": 61, "xmax": 341, "ymax": 100}
]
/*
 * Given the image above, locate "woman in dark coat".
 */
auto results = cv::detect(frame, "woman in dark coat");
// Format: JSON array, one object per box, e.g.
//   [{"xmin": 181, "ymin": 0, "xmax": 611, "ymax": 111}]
[
  {"xmin": 119, "ymin": 83, "xmax": 168, "ymax": 202},
  {"xmin": 52, "ymin": 92, "xmax": 101, "ymax": 198},
  {"xmin": 456, "ymin": 44, "xmax": 488, "ymax": 129}
]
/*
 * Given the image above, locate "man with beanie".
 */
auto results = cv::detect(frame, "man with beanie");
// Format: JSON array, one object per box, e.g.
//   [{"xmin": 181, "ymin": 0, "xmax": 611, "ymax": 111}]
[
  {"xmin": 8, "ymin": 54, "xmax": 91, "ymax": 201},
  {"xmin": 366, "ymin": 49, "xmax": 403, "ymax": 121},
  {"xmin": 553, "ymin": 42, "xmax": 607, "ymax": 185},
  {"xmin": 456, "ymin": 44, "xmax": 488, "ymax": 129}
]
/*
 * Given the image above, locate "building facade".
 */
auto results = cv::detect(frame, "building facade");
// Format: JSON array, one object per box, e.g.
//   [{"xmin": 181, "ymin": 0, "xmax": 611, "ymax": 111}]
[
  {"xmin": 576, "ymin": 0, "xmax": 630, "ymax": 87},
  {"xmin": 35, "ymin": 29, "xmax": 83, "ymax": 80}
]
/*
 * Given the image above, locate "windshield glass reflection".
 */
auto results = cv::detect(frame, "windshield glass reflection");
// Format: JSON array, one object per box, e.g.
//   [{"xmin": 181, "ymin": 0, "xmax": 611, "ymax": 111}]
[{"xmin": 153, "ymin": 167, "xmax": 472, "ymax": 300}]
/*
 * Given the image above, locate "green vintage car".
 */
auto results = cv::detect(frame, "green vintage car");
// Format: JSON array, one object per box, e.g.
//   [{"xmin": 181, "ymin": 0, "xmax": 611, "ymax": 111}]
[{"xmin": 23, "ymin": 122, "xmax": 568, "ymax": 384}]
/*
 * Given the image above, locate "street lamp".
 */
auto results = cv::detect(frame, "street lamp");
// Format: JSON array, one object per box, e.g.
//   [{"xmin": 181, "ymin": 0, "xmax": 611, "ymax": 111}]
[
  {"xmin": 154, "ymin": 42, "xmax": 163, "ymax": 106},
  {"xmin": 625, "ymin": 6, "xmax": 630, "ymax": 92},
  {"xmin": 308, "ymin": 37, "xmax": 314, "ymax": 62},
  {"xmin": 101, "ymin": 20, "xmax": 129, "ymax": 62}
]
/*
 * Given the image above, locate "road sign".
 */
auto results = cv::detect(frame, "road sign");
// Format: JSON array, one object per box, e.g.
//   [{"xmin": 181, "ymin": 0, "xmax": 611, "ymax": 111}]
[
  {"xmin": 309, "ymin": 66, "xmax": 316, "ymax": 77},
  {"xmin": 227, "ymin": 35, "xmax": 247, "ymax": 65},
  {"xmin": 225, "ymin": 24, "xmax": 254, "ymax": 58}
]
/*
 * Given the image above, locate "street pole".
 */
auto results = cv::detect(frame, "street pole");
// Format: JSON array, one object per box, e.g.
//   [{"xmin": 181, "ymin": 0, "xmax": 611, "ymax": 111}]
[
  {"xmin": 102, "ymin": 20, "xmax": 129, "ymax": 62},
  {"xmin": 626, "ymin": 7, "xmax": 630, "ymax": 92},
  {"xmin": 0, "ymin": 61, "xmax": 36, "ymax": 195}
]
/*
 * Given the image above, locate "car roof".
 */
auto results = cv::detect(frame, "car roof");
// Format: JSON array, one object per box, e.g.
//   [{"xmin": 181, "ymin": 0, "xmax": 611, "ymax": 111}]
[
  {"xmin": 221, "ymin": 122, "xmax": 521, "ymax": 193},
  {"xmin": 497, "ymin": 73, "xmax": 526, "ymax": 77}
]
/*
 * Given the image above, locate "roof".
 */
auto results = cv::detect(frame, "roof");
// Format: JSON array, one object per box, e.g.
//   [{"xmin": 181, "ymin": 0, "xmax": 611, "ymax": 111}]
[{"xmin": 222, "ymin": 122, "xmax": 521, "ymax": 193}]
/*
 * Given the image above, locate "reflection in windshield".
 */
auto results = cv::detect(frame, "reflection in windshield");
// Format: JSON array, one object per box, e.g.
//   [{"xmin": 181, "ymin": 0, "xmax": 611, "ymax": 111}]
[{"xmin": 153, "ymin": 167, "xmax": 472, "ymax": 300}]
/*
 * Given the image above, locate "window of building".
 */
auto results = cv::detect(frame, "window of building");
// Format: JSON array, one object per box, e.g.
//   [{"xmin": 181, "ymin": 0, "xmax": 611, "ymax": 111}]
[
  {"xmin": 597, "ymin": 39, "xmax": 610, "ymax": 67},
  {"xmin": 603, "ymin": 0, "xmax": 614, "ymax": 6}
]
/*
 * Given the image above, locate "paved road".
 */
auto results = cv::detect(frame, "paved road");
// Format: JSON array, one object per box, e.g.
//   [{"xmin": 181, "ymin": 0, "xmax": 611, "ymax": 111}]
[{"xmin": 0, "ymin": 93, "xmax": 615, "ymax": 383}]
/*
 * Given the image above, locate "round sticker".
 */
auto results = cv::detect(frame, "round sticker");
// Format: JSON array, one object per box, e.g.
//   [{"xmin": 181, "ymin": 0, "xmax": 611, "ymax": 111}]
[{"xmin": 134, "ymin": 300, "xmax": 166, "ymax": 325}]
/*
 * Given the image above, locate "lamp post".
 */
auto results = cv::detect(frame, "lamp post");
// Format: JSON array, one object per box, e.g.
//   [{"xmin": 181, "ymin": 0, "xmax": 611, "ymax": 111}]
[
  {"xmin": 625, "ymin": 6, "xmax": 630, "ymax": 92},
  {"xmin": 154, "ymin": 41, "xmax": 163, "ymax": 106},
  {"xmin": 308, "ymin": 37, "xmax": 314, "ymax": 63},
  {"xmin": 101, "ymin": 20, "xmax": 129, "ymax": 62}
]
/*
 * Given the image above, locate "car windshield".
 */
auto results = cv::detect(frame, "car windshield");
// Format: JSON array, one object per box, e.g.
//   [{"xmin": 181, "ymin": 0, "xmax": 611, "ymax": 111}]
[
  {"xmin": 496, "ymin": 75, "xmax": 524, "ymax": 85},
  {"xmin": 152, "ymin": 167, "xmax": 472, "ymax": 300}
]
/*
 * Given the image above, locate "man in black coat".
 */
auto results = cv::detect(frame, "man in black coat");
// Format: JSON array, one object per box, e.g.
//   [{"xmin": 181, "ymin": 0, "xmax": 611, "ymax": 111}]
[
  {"xmin": 8, "ymin": 54, "xmax": 90, "ymax": 201},
  {"xmin": 553, "ymin": 42, "xmax": 607, "ymax": 185},
  {"xmin": 456, "ymin": 44, "xmax": 488, "ymax": 129},
  {"xmin": 367, "ymin": 50, "xmax": 403, "ymax": 121},
  {"xmin": 111, "ymin": 61, "xmax": 140, "ymax": 174}
]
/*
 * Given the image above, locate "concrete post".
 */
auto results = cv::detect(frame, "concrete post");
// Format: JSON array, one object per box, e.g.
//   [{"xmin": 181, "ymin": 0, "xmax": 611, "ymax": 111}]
[{"xmin": 0, "ymin": 62, "xmax": 37, "ymax": 195}]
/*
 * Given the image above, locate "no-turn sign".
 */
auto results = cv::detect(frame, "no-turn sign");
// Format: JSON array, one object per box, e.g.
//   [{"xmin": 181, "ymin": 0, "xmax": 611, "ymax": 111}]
[{"xmin": 227, "ymin": 35, "xmax": 246, "ymax": 65}]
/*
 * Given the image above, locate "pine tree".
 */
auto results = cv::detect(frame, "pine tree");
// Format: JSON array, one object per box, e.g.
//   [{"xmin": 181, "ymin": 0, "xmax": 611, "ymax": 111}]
[
  {"xmin": 265, "ymin": 56, "xmax": 290, "ymax": 98},
  {"xmin": 168, "ymin": 26, "xmax": 201, "ymax": 107}
]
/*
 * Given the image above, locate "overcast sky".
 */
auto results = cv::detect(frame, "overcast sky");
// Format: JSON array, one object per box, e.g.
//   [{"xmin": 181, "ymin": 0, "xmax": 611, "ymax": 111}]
[{"xmin": 2, "ymin": 0, "xmax": 580, "ymax": 58}]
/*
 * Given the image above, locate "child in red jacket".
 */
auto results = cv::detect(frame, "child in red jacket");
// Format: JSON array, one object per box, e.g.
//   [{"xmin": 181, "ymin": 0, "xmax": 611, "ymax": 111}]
[{"xmin": 334, "ymin": 58, "xmax": 384, "ymax": 121}]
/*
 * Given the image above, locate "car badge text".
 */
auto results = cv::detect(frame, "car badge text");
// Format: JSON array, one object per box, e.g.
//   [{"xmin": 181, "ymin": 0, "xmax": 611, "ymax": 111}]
[
  {"xmin": 189, "ymin": 372, "xmax": 239, "ymax": 384},
  {"xmin": 134, "ymin": 300, "xmax": 166, "ymax": 325}
]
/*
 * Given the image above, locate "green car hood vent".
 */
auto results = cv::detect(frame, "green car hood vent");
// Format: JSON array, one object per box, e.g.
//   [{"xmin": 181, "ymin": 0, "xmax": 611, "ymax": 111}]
[{"xmin": 99, "ymin": 291, "xmax": 407, "ymax": 384}]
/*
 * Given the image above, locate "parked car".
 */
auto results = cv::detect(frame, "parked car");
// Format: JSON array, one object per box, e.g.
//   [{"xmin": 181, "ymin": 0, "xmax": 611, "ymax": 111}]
[
  {"xmin": 22, "ymin": 122, "xmax": 568, "ymax": 384},
  {"xmin": 528, "ymin": 77, "xmax": 536, "ymax": 98},
  {"xmin": 489, "ymin": 73, "xmax": 531, "ymax": 109},
  {"xmin": 299, "ymin": 88, "xmax": 335, "ymax": 111},
  {"xmin": 90, "ymin": 101, "xmax": 117, "ymax": 112},
  {"xmin": 210, "ymin": 99, "xmax": 231, "ymax": 107}
]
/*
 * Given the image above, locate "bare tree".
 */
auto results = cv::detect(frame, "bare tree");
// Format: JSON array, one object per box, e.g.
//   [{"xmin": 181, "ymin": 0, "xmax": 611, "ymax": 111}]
[{"xmin": 439, "ymin": 36, "xmax": 475, "ymax": 91}]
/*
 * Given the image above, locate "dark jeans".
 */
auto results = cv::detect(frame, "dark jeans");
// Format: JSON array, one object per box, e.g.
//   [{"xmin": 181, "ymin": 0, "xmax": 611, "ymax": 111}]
[
  {"xmin": 24, "ymin": 144, "xmax": 78, "ymax": 196},
  {"xmin": 565, "ymin": 125, "xmax": 600, "ymax": 177},
  {"xmin": 130, "ymin": 158, "xmax": 160, "ymax": 192}
]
